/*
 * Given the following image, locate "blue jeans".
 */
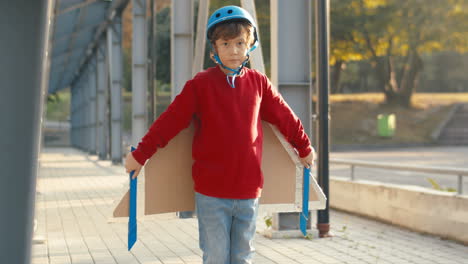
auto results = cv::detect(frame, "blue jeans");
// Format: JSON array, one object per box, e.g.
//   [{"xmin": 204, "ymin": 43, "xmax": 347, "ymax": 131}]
[{"xmin": 195, "ymin": 192, "xmax": 259, "ymax": 264}]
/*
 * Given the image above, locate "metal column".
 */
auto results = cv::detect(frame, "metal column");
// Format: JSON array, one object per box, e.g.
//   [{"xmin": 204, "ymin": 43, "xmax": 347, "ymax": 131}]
[
  {"xmin": 97, "ymin": 42, "xmax": 109, "ymax": 159},
  {"xmin": 131, "ymin": 0, "xmax": 147, "ymax": 146},
  {"xmin": 171, "ymin": 0, "xmax": 193, "ymax": 97},
  {"xmin": 76, "ymin": 79, "xmax": 83, "ymax": 149},
  {"xmin": 81, "ymin": 78, "xmax": 86, "ymax": 150},
  {"xmin": 271, "ymin": 0, "xmax": 312, "ymax": 135},
  {"xmin": 83, "ymin": 78, "xmax": 88, "ymax": 150},
  {"xmin": 270, "ymin": 0, "xmax": 313, "ymax": 234},
  {"xmin": 0, "ymin": 0, "xmax": 52, "ymax": 262},
  {"xmin": 86, "ymin": 70, "xmax": 92, "ymax": 152},
  {"xmin": 71, "ymin": 84, "xmax": 77, "ymax": 147},
  {"xmin": 240, "ymin": 0, "xmax": 265, "ymax": 73},
  {"xmin": 149, "ymin": 0, "xmax": 156, "ymax": 121},
  {"xmin": 88, "ymin": 57, "xmax": 98, "ymax": 154},
  {"xmin": 83, "ymin": 77, "xmax": 87, "ymax": 150},
  {"xmin": 82, "ymin": 78, "xmax": 87, "ymax": 150},
  {"xmin": 84, "ymin": 70, "xmax": 91, "ymax": 152},
  {"xmin": 82, "ymin": 70, "xmax": 88, "ymax": 151},
  {"xmin": 78, "ymin": 79, "xmax": 84, "ymax": 149},
  {"xmin": 315, "ymin": 0, "xmax": 331, "ymax": 238},
  {"xmin": 107, "ymin": 16, "xmax": 123, "ymax": 163},
  {"xmin": 172, "ymin": 0, "xmax": 194, "ymax": 218},
  {"xmin": 192, "ymin": 0, "xmax": 209, "ymax": 76},
  {"xmin": 77, "ymin": 80, "xmax": 82, "ymax": 149}
]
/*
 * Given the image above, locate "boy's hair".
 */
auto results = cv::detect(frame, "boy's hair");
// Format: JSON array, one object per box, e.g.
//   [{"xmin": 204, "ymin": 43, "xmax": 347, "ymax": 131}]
[{"xmin": 208, "ymin": 19, "xmax": 254, "ymax": 47}]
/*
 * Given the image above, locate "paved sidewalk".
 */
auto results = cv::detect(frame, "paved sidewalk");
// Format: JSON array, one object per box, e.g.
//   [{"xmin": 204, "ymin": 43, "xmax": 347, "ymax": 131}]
[{"xmin": 33, "ymin": 148, "xmax": 468, "ymax": 264}]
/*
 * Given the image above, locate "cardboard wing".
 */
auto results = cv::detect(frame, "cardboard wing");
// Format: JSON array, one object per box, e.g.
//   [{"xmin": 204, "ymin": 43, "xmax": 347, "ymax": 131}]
[{"xmin": 113, "ymin": 122, "xmax": 326, "ymax": 217}]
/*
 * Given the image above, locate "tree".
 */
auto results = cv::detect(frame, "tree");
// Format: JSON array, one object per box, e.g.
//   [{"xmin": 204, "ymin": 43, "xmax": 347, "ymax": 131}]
[
  {"xmin": 330, "ymin": 0, "xmax": 365, "ymax": 93},
  {"xmin": 330, "ymin": 0, "xmax": 468, "ymax": 106}
]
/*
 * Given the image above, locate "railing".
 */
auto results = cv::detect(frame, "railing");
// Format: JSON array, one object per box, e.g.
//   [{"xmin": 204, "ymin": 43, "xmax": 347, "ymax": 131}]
[
  {"xmin": 43, "ymin": 120, "xmax": 71, "ymax": 131},
  {"xmin": 330, "ymin": 158, "xmax": 468, "ymax": 195}
]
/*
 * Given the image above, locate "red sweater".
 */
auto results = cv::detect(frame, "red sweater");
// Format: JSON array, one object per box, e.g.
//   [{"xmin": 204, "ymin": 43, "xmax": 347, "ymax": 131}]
[{"xmin": 132, "ymin": 66, "xmax": 311, "ymax": 199}]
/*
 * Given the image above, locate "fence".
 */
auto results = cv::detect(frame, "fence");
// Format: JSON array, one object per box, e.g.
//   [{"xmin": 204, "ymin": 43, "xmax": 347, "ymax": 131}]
[{"xmin": 330, "ymin": 158, "xmax": 468, "ymax": 195}]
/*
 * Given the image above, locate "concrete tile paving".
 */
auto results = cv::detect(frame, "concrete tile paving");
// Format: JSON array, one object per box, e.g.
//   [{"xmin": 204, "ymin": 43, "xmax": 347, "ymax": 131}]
[{"xmin": 33, "ymin": 148, "xmax": 468, "ymax": 264}]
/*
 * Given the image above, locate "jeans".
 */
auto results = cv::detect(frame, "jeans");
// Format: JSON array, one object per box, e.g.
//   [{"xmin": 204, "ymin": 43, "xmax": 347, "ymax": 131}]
[{"xmin": 195, "ymin": 192, "xmax": 259, "ymax": 264}]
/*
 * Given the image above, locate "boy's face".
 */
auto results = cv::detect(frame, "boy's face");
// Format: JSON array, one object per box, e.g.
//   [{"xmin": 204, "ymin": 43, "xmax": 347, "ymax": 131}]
[{"xmin": 214, "ymin": 28, "xmax": 251, "ymax": 71}]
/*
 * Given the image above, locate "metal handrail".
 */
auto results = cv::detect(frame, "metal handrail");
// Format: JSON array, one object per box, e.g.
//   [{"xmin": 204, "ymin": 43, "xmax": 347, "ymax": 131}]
[{"xmin": 330, "ymin": 158, "xmax": 468, "ymax": 195}]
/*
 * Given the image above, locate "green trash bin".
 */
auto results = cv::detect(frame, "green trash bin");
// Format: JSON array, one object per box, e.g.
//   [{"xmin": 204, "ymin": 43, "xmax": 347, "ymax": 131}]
[{"xmin": 377, "ymin": 114, "xmax": 396, "ymax": 137}]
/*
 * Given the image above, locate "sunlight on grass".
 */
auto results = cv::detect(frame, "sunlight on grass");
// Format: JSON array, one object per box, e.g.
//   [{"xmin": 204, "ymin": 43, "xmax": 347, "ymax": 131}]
[
  {"xmin": 330, "ymin": 93, "xmax": 468, "ymax": 145},
  {"xmin": 46, "ymin": 90, "xmax": 468, "ymax": 146},
  {"xmin": 330, "ymin": 93, "xmax": 468, "ymax": 107},
  {"xmin": 46, "ymin": 88, "xmax": 70, "ymax": 121}
]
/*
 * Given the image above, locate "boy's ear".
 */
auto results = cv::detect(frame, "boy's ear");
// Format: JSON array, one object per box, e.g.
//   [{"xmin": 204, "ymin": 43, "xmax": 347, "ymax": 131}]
[
  {"xmin": 209, "ymin": 51, "xmax": 216, "ymax": 63},
  {"xmin": 248, "ymin": 33, "xmax": 255, "ymax": 48},
  {"xmin": 211, "ymin": 43, "xmax": 219, "ymax": 55}
]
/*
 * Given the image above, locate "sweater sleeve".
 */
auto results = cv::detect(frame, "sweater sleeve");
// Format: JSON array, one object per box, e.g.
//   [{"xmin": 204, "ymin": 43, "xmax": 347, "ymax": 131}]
[
  {"xmin": 259, "ymin": 76, "xmax": 312, "ymax": 158},
  {"xmin": 132, "ymin": 80, "xmax": 197, "ymax": 165}
]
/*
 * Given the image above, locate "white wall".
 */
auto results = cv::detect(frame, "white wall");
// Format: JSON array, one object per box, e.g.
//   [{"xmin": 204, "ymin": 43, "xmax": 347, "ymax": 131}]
[{"xmin": 331, "ymin": 178, "xmax": 468, "ymax": 245}]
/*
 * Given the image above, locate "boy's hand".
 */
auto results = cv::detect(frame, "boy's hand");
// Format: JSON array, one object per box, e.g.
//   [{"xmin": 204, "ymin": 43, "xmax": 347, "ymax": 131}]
[
  {"xmin": 125, "ymin": 152, "xmax": 142, "ymax": 179},
  {"xmin": 299, "ymin": 148, "xmax": 315, "ymax": 169}
]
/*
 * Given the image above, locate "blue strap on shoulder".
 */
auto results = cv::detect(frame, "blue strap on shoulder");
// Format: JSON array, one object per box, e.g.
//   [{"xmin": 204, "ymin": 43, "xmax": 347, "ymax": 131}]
[
  {"xmin": 212, "ymin": 51, "xmax": 251, "ymax": 88},
  {"xmin": 300, "ymin": 167, "xmax": 310, "ymax": 236},
  {"xmin": 128, "ymin": 146, "xmax": 137, "ymax": 250},
  {"xmin": 213, "ymin": 53, "xmax": 243, "ymax": 76}
]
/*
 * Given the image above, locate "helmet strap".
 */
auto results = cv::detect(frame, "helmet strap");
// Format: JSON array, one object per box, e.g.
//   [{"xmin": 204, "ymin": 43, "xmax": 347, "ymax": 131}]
[{"xmin": 213, "ymin": 52, "xmax": 251, "ymax": 88}]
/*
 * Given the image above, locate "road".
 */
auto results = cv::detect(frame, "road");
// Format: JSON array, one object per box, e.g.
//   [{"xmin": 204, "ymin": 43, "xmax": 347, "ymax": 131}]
[{"xmin": 330, "ymin": 146, "xmax": 468, "ymax": 193}]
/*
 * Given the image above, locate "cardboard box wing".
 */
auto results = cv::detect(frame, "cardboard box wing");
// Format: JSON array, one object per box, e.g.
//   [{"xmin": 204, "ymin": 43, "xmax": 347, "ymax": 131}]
[{"xmin": 113, "ymin": 122, "xmax": 326, "ymax": 217}]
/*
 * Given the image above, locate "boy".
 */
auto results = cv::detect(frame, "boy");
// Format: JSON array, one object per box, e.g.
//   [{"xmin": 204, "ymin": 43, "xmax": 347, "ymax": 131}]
[{"xmin": 125, "ymin": 5, "xmax": 314, "ymax": 264}]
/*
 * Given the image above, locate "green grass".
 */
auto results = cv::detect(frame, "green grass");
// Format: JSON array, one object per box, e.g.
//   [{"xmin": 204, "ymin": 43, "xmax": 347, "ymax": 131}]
[
  {"xmin": 46, "ymin": 89, "xmax": 70, "ymax": 121},
  {"xmin": 330, "ymin": 93, "xmax": 468, "ymax": 106},
  {"xmin": 330, "ymin": 93, "xmax": 468, "ymax": 146}
]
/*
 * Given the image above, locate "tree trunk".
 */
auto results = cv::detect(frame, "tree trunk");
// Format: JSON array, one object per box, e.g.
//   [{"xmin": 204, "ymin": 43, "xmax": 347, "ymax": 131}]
[
  {"xmin": 398, "ymin": 49, "xmax": 423, "ymax": 107},
  {"xmin": 374, "ymin": 56, "xmax": 399, "ymax": 104},
  {"xmin": 357, "ymin": 63, "xmax": 365, "ymax": 92},
  {"xmin": 375, "ymin": 52, "xmax": 423, "ymax": 108},
  {"xmin": 331, "ymin": 60, "xmax": 343, "ymax": 94}
]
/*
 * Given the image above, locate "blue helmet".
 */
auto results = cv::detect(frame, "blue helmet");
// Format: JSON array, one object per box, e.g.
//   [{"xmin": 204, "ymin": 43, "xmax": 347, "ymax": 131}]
[{"xmin": 206, "ymin": 5, "xmax": 258, "ymax": 52}]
